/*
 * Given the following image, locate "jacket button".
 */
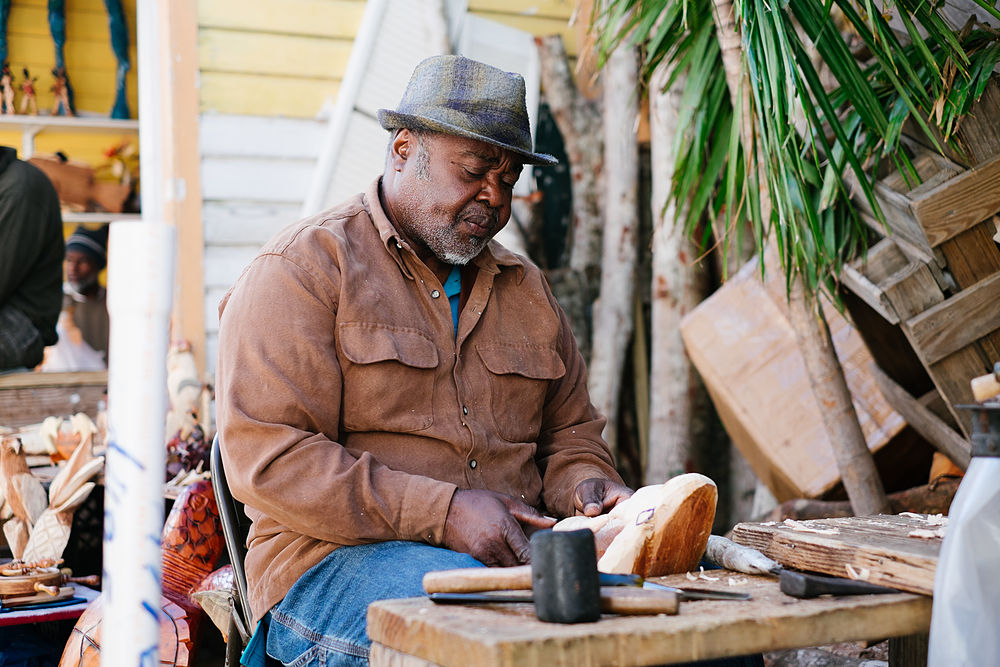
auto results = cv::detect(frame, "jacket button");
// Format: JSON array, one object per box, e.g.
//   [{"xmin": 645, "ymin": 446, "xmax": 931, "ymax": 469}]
[
  {"xmin": 462, "ymin": 406, "xmax": 468, "ymax": 415},
  {"xmin": 469, "ymin": 460, "xmax": 477, "ymax": 469},
  {"xmin": 431, "ymin": 289, "xmax": 441, "ymax": 299}
]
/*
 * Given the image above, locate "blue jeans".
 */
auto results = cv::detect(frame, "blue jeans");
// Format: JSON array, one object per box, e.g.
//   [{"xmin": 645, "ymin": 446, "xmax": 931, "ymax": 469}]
[{"xmin": 247, "ymin": 541, "xmax": 764, "ymax": 667}]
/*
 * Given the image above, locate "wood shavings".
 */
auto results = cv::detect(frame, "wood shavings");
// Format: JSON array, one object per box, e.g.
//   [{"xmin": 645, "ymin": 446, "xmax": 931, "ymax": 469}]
[
  {"xmin": 698, "ymin": 566, "xmax": 719, "ymax": 581},
  {"xmin": 909, "ymin": 528, "xmax": 947, "ymax": 539},
  {"xmin": 845, "ymin": 564, "xmax": 871, "ymax": 581},
  {"xmin": 728, "ymin": 577, "xmax": 749, "ymax": 586},
  {"xmin": 782, "ymin": 519, "xmax": 840, "ymax": 535},
  {"xmin": 901, "ymin": 512, "xmax": 948, "ymax": 529}
]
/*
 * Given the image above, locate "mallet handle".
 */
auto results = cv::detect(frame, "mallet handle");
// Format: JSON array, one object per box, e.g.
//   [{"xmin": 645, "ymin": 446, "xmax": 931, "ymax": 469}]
[{"xmin": 423, "ymin": 565, "xmax": 532, "ymax": 594}]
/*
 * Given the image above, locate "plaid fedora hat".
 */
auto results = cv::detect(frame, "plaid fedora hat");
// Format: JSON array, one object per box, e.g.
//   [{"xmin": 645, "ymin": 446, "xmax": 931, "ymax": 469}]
[{"xmin": 377, "ymin": 55, "xmax": 558, "ymax": 166}]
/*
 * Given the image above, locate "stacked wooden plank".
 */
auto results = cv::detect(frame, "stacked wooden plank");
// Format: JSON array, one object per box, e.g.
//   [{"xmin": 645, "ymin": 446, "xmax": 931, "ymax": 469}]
[{"xmin": 841, "ymin": 77, "xmax": 1000, "ymax": 467}]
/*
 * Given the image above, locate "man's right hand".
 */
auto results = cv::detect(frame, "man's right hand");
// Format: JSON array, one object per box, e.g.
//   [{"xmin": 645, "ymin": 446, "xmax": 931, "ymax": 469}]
[{"xmin": 442, "ymin": 489, "xmax": 556, "ymax": 567}]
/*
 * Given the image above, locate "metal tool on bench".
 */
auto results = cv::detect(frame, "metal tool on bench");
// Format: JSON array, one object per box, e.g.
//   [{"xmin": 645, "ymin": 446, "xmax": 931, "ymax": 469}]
[
  {"xmin": 779, "ymin": 570, "xmax": 902, "ymax": 599},
  {"xmin": 428, "ymin": 588, "xmax": 687, "ymax": 616},
  {"xmin": 598, "ymin": 572, "xmax": 751, "ymax": 601},
  {"xmin": 423, "ymin": 563, "xmax": 751, "ymax": 602},
  {"xmin": 427, "ymin": 529, "xmax": 683, "ymax": 622}
]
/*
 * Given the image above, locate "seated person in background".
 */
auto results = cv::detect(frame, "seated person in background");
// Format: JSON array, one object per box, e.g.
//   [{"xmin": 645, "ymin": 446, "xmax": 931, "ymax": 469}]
[
  {"xmin": 63, "ymin": 225, "xmax": 110, "ymax": 360},
  {"xmin": 0, "ymin": 146, "xmax": 64, "ymax": 373}
]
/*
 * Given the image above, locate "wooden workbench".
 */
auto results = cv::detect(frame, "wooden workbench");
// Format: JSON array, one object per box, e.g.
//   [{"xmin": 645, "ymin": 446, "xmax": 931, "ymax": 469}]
[{"xmin": 367, "ymin": 571, "xmax": 931, "ymax": 667}]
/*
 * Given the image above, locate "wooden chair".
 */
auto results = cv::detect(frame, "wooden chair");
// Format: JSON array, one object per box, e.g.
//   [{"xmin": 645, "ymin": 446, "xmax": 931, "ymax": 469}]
[{"xmin": 210, "ymin": 434, "xmax": 254, "ymax": 665}]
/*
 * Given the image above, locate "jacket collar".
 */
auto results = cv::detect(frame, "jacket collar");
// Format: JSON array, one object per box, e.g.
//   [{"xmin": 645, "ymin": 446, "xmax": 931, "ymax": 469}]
[{"xmin": 364, "ymin": 177, "xmax": 525, "ymax": 284}]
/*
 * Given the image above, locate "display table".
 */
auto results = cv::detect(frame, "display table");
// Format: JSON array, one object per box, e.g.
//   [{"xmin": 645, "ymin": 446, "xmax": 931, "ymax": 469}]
[
  {"xmin": 367, "ymin": 571, "xmax": 932, "ymax": 667},
  {"xmin": 0, "ymin": 583, "xmax": 100, "ymax": 628}
]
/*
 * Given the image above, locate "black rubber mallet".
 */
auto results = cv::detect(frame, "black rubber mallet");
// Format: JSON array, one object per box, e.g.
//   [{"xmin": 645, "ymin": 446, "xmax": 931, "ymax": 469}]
[{"xmin": 530, "ymin": 528, "xmax": 602, "ymax": 623}]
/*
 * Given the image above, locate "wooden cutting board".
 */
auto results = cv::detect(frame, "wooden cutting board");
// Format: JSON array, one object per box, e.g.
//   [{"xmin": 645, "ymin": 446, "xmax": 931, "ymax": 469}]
[{"xmin": 732, "ymin": 515, "xmax": 943, "ymax": 595}]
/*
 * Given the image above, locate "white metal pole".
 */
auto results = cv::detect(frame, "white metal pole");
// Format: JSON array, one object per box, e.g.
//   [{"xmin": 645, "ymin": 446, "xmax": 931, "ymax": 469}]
[
  {"xmin": 103, "ymin": 222, "xmax": 175, "ymax": 667},
  {"xmin": 102, "ymin": 0, "xmax": 173, "ymax": 665}
]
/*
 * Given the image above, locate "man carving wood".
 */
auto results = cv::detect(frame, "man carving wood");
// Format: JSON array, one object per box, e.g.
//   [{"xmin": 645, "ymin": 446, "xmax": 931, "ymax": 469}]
[{"xmin": 217, "ymin": 56, "xmax": 758, "ymax": 667}]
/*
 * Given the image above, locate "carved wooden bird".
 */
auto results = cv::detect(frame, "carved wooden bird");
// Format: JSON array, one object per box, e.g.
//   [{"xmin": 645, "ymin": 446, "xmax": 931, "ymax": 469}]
[{"xmin": 0, "ymin": 435, "xmax": 50, "ymax": 559}]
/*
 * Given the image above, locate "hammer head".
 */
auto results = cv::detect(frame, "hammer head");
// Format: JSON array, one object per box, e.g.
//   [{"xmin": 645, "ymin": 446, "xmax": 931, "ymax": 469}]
[{"xmin": 530, "ymin": 529, "xmax": 601, "ymax": 624}]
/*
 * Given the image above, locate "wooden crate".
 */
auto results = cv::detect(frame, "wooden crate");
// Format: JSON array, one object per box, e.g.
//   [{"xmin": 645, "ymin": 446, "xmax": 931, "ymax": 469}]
[
  {"xmin": 841, "ymin": 235, "xmax": 999, "ymax": 447},
  {"xmin": 0, "ymin": 371, "xmax": 107, "ymax": 429},
  {"xmin": 841, "ymin": 77, "xmax": 1000, "ymax": 452},
  {"xmin": 848, "ymin": 76, "xmax": 1000, "ymax": 270},
  {"xmin": 680, "ymin": 251, "xmax": 931, "ymax": 503}
]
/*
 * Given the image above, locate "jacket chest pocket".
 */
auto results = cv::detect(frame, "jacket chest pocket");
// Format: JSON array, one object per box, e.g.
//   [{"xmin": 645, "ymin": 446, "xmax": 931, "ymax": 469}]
[
  {"xmin": 339, "ymin": 323, "xmax": 438, "ymax": 433},
  {"xmin": 477, "ymin": 343, "xmax": 566, "ymax": 443}
]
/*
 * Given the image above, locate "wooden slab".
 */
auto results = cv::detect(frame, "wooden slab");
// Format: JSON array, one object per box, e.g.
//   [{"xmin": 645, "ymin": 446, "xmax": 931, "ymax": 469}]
[
  {"xmin": 680, "ymin": 253, "xmax": 907, "ymax": 501},
  {"xmin": 732, "ymin": 515, "xmax": 941, "ymax": 596},
  {"xmin": 368, "ymin": 571, "xmax": 931, "ymax": 667}
]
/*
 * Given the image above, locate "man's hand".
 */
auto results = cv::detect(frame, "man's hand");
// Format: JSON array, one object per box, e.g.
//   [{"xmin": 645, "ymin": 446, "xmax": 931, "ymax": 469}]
[
  {"xmin": 443, "ymin": 489, "xmax": 556, "ymax": 567},
  {"xmin": 574, "ymin": 478, "xmax": 634, "ymax": 517}
]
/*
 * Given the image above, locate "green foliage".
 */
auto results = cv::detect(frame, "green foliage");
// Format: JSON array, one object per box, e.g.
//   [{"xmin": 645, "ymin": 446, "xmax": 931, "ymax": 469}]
[{"xmin": 592, "ymin": 0, "xmax": 1000, "ymax": 297}]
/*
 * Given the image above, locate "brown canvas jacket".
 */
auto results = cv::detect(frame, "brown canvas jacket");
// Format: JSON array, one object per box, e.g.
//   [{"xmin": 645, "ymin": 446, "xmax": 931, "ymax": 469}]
[{"xmin": 216, "ymin": 178, "xmax": 621, "ymax": 623}]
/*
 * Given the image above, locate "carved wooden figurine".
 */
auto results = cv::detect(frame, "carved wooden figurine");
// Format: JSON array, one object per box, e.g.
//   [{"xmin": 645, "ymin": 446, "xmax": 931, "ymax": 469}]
[
  {"xmin": 51, "ymin": 67, "xmax": 73, "ymax": 117},
  {"xmin": 18, "ymin": 68, "xmax": 37, "ymax": 116},
  {"xmin": 0, "ymin": 65, "xmax": 15, "ymax": 115}
]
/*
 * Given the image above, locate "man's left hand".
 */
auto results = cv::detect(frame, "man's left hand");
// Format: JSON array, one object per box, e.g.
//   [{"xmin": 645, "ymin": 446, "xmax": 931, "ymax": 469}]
[{"xmin": 573, "ymin": 478, "xmax": 633, "ymax": 517}]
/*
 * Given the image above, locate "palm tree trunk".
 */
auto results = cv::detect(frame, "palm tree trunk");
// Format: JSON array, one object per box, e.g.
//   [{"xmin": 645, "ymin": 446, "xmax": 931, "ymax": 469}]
[
  {"xmin": 589, "ymin": 45, "xmax": 640, "ymax": 458},
  {"xmin": 788, "ymin": 278, "xmax": 892, "ymax": 515},
  {"xmin": 646, "ymin": 61, "xmax": 697, "ymax": 482},
  {"xmin": 709, "ymin": 0, "xmax": 891, "ymax": 515}
]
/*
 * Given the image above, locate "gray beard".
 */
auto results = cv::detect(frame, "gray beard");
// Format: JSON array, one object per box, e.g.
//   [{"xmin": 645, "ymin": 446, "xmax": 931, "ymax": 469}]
[
  {"xmin": 421, "ymin": 224, "xmax": 488, "ymax": 265},
  {"xmin": 401, "ymin": 204, "xmax": 499, "ymax": 266}
]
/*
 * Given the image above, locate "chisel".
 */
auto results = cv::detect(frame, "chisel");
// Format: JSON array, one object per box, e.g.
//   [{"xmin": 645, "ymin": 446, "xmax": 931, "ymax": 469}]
[{"xmin": 779, "ymin": 570, "xmax": 901, "ymax": 598}]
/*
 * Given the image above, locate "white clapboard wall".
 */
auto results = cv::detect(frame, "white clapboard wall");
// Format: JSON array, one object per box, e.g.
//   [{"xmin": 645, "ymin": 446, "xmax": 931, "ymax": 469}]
[{"xmin": 199, "ymin": 114, "xmax": 328, "ymax": 373}]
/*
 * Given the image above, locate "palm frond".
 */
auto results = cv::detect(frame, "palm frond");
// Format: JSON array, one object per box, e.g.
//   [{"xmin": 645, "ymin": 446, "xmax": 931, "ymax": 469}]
[{"xmin": 590, "ymin": 0, "xmax": 1000, "ymax": 297}]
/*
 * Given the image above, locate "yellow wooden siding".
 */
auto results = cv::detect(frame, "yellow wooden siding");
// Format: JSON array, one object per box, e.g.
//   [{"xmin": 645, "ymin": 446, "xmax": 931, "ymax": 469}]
[
  {"xmin": 197, "ymin": 0, "xmax": 576, "ymax": 118},
  {"xmin": 199, "ymin": 29, "xmax": 353, "ymax": 79},
  {"xmin": 1, "ymin": 0, "xmax": 139, "ymax": 167},
  {"xmin": 468, "ymin": 0, "xmax": 574, "ymax": 20},
  {"xmin": 468, "ymin": 11, "xmax": 576, "ymax": 55},
  {"xmin": 198, "ymin": 0, "xmax": 365, "ymax": 40},
  {"xmin": 198, "ymin": 0, "xmax": 362, "ymax": 118},
  {"xmin": 199, "ymin": 71, "xmax": 341, "ymax": 117}
]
